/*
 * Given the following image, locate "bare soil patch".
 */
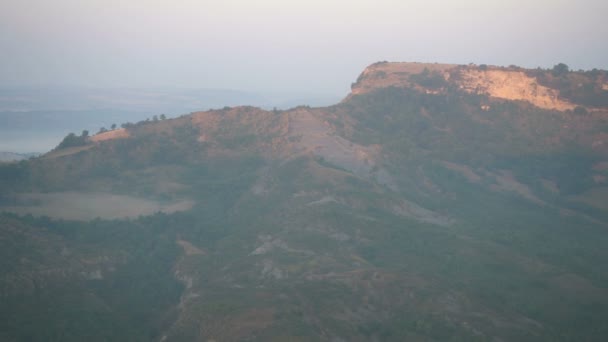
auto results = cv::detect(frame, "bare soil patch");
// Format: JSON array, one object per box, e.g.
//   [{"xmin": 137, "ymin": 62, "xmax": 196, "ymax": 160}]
[{"xmin": 0, "ymin": 192, "xmax": 194, "ymax": 220}]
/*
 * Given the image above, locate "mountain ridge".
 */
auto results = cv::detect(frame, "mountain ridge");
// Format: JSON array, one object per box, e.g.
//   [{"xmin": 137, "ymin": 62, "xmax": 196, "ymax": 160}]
[{"xmin": 39, "ymin": 62, "xmax": 608, "ymax": 163}]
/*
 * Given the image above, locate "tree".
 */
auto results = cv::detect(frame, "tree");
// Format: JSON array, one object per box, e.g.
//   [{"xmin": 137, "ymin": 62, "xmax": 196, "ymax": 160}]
[
  {"xmin": 153, "ymin": 115, "xmax": 159, "ymax": 122},
  {"xmin": 573, "ymin": 106, "xmax": 588, "ymax": 115},
  {"xmin": 57, "ymin": 132, "xmax": 88, "ymax": 149},
  {"xmin": 98, "ymin": 127, "xmax": 108, "ymax": 134},
  {"xmin": 552, "ymin": 63, "xmax": 569, "ymax": 77},
  {"xmin": 111, "ymin": 124, "xmax": 117, "ymax": 130},
  {"xmin": 160, "ymin": 114, "xmax": 166, "ymax": 120}
]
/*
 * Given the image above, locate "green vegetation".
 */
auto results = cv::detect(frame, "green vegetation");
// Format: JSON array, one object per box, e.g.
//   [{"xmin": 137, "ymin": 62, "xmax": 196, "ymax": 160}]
[
  {"xmin": 552, "ymin": 63, "xmax": 569, "ymax": 77},
  {"xmin": 410, "ymin": 68, "xmax": 448, "ymax": 89},
  {"xmin": 56, "ymin": 131, "xmax": 90, "ymax": 149},
  {"xmin": 0, "ymin": 214, "xmax": 184, "ymax": 342},
  {"xmin": 529, "ymin": 65, "xmax": 608, "ymax": 107}
]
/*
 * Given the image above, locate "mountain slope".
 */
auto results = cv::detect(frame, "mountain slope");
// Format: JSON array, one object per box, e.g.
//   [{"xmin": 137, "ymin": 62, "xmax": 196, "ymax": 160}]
[{"xmin": 1, "ymin": 62, "xmax": 608, "ymax": 341}]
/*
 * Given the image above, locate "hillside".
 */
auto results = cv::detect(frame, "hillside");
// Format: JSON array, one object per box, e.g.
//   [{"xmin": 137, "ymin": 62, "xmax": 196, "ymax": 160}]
[{"xmin": 1, "ymin": 62, "xmax": 608, "ymax": 341}]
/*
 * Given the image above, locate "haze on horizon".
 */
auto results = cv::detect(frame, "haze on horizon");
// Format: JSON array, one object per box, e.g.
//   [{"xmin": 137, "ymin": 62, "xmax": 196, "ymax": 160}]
[{"xmin": 1, "ymin": 0, "xmax": 607, "ymax": 97}]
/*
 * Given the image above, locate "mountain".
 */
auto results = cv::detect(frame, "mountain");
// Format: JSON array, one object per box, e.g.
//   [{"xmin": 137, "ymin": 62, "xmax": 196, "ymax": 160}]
[{"xmin": 1, "ymin": 62, "xmax": 608, "ymax": 341}]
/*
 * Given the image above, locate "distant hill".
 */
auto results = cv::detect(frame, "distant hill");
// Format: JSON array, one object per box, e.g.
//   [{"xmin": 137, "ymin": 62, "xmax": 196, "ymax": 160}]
[
  {"xmin": 0, "ymin": 151, "xmax": 38, "ymax": 162},
  {"xmin": 1, "ymin": 62, "xmax": 608, "ymax": 341}
]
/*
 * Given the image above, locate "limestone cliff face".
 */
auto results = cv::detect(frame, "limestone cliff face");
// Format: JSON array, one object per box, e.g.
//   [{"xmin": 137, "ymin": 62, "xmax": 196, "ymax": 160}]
[
  {"xmin": 458, "ymin": 69, "xmax": 575, "ymax": 111},
  {"xmin": 349, "ymin": 62, "xmax": 604, "ymax": 111}
]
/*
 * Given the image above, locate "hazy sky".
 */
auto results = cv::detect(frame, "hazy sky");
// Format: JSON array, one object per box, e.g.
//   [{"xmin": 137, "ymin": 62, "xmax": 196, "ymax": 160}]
[{"xmin": 1, "ymin": 0, "xmax": 607, "ymax": 96}]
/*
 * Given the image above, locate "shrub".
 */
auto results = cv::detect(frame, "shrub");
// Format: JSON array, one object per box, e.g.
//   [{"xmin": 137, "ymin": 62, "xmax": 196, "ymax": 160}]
[
  {"xmin": 56, "ymin": 132, "xmax": 89, "ymax": 149},
  {"xmin": 410, "ymin": 68, "xmax": 447, "ymax": 89}
]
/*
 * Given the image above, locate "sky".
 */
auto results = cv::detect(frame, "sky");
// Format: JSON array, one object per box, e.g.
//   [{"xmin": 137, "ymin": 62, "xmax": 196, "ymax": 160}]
[{"xmin": 1, "ymin": 0, "xmax": 607, "ymax": 97}]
